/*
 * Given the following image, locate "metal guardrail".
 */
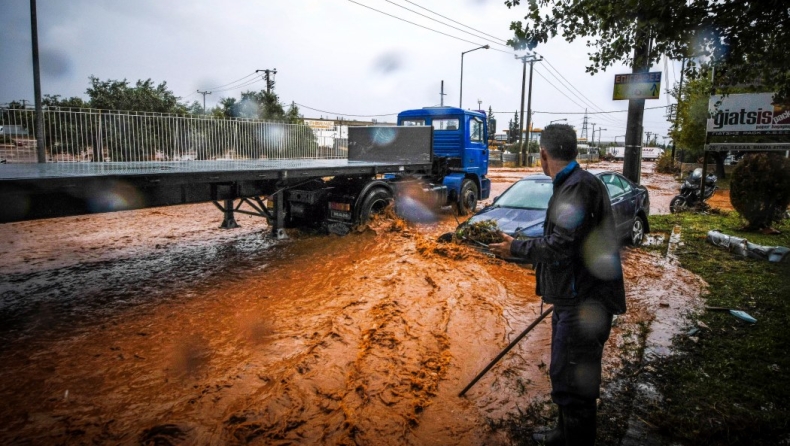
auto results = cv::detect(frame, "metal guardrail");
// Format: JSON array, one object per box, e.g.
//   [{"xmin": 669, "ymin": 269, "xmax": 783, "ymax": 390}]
[{"xmin": 0, "ymin": 107, "xmax": 348, "ymax": 163}]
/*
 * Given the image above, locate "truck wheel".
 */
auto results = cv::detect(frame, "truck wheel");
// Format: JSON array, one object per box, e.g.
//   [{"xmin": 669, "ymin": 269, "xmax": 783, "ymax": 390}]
[
  {"xmin": 669, "ymin": 195, "xmax": 687, "ymax": 214},
  {"xmin": 358, "ymin": 188, "xmax": 393, "ymax": 224},
  {"xmin": 457, "ymin": 179, "xmax": 479, "ymax": 216}
]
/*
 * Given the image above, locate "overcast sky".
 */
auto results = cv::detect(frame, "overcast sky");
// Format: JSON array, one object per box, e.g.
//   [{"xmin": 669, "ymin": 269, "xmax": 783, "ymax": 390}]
[{"xmin": 1, "ymin": 0, "xmax": 681, "ymax": 143}]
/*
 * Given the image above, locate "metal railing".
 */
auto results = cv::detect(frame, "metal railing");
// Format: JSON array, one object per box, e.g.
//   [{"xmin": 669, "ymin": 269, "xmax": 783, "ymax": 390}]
[{"xmin": 0, "ymin": 107, "xmax": 348, "ymax": 163}]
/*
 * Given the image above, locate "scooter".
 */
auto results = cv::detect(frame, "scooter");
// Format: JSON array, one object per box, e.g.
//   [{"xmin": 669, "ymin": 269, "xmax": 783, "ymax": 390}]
[{"xmin": 670, "ymin": 168, "xmax": 717, "ymax": 213}]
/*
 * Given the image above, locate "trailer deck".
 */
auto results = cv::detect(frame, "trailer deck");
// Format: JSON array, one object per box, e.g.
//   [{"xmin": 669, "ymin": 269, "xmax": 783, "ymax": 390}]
[{"xmin": 0, "ymin": 126, "xmax": 434, "ymax": 225}]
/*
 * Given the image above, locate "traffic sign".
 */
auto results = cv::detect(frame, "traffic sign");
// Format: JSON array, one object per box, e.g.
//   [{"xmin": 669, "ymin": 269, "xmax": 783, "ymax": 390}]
[{"xmin": 612, "ymin": 72, "xmax": 662, "ymax": 100}]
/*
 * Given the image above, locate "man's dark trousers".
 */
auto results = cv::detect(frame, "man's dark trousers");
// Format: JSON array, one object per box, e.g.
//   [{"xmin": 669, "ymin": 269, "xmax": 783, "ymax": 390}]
[{"xmin": 550, "ymin": 300, "xmax": 613, "ymax": 445}]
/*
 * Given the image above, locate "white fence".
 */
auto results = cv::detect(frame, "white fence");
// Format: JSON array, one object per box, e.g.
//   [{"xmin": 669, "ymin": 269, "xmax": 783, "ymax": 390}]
[{"xmin": 0, "ymin": 107, "xmax": 347, "ymax": 163}]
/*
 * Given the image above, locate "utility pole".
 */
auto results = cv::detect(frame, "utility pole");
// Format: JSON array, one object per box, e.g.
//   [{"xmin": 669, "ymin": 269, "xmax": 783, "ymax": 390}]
[
  {"xmin": 591, "ymin": 122, "xmax": 597, "ymax": 148},
  {"xmin": 30, "ymin": 0, "xmax": 45, "ymax": 163},
  {"xmin": 623, "ymin": 23, "xmax": 652, "ymax": 184},
  {"xmin": 440, "ymin": 80, "xmax": 446, "ymax": 106},
  {"xmin": 256, "ymin": 68, "xmax": 278, "ymax": 94},
  {"xmin": 645, "ymin": 131, "xmax": 653, "ymax": 145},
  {"xmin": 516, "ymin": 54, "xmax": 542, "ymax": 166},
  {"xmin": 197, "ymin": 90, "xmax": 211, "ymax": 114},
  {"xmin": 477, "ymin": 99, "xmax": 482, "ymax": 110}
]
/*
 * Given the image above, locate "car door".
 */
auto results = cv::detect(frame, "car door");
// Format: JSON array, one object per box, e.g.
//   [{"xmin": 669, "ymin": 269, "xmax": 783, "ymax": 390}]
[{"xmin": 599, "ymin": 174, "xmax": 631, "ymax": 237}]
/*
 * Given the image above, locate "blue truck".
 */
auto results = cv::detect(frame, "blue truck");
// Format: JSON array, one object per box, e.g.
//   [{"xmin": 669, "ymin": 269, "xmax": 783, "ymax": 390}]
[{"xmin": 0, "ymin": 106, "xmax": 490, "ymax": 237}]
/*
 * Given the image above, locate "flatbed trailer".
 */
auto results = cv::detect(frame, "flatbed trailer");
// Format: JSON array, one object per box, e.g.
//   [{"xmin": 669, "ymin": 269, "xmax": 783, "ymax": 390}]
[{"xmin": 0, "ymin": 126, "xmax": 434, "ymax": 237}]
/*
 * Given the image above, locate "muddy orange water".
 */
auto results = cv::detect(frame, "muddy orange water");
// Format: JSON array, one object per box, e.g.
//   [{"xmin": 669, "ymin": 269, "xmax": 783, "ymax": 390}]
[{"xmin": 0, "ymin": 168, "xmax": 704, "ymax": 445}]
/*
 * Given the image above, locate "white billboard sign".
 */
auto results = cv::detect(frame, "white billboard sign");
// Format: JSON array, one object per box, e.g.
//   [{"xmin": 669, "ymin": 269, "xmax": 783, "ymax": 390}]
[
  {"xmin": 304, "ymin": 119, "xmax": 336, "ymax": 130},
  {"xmin": 707, "ymin": 92, "xmax": 790, "ymax": 135}
]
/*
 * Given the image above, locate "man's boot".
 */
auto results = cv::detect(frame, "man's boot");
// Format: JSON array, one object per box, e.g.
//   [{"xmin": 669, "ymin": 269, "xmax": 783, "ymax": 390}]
[
  {"xmin": 563, "ymin": 402, "xmax": 597, "ymax": 446},
  {"xmin": 531, "ymin": 408, "xmax": 564, "ymax": 445}
]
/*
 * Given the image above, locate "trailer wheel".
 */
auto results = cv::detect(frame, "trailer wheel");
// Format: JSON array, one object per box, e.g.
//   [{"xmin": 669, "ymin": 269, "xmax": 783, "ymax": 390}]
[
  {"xmin": 456, "ymin": 179, "xmax": 479, "ymax": 216},
  {"xmin": 358, "ymin": 188, "xmax": 393, "ymax": 224}
]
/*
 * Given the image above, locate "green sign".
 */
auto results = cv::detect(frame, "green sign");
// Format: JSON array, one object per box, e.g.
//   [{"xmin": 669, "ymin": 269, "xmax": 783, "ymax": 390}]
[{"xmin": 613, "ymin": 72, "xmax": 662, "ymax": 100}]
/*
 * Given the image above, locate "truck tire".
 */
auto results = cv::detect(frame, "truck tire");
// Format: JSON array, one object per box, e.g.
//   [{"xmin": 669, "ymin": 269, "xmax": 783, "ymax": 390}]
[
  {"xmin": 456, "ymin": 179, "xmax": 479, "ymax": 216},
  {"xmin": 358, "ymin": 188, "xmax": 393, "ymax": 224}
]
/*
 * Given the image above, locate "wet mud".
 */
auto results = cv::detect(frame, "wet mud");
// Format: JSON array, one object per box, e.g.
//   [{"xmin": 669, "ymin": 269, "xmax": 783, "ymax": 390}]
[{"xmin": 0, "ymin": 167, "xmax": 703, "ymax": 445}]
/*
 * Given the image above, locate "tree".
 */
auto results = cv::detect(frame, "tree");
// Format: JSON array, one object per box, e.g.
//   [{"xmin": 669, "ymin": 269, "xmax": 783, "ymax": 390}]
[
  {"xmin": 730, "ymin": 153, "xmax": 790, "ymax": 231},
  {"xmin": 505, "ymin": 0, "xmax": 790, "ymax": 100},
  {"xmin": 86, "ymin": 76, "xmax": 187, "ymax": 113},
  {"xmin": 508, "ymin": 111, "xmax": 520, "ymax": 143},
  {"xmin": 487, "ymin": 106, "xmax": 496, "ymax": 134}
]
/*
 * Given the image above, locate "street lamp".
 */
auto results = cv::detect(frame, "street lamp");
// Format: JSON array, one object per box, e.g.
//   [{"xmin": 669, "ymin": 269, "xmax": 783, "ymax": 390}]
[
  {"xmin": 550, "ymin": 118, "xmax": 567, "ymax": 124},
  {"xmin": 614, "ymin": 135, "xmax": 625, "ymax": 146},
  {"xmin": 460, "ymin": 45, "xmax": 489, "ymax": 108}
]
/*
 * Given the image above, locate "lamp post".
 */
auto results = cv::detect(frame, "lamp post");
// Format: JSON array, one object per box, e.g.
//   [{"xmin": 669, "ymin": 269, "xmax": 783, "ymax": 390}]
[
  {"xmin": 460, "ymin": 45, "xmax": 489, "ymax": 108},
  {"xmin": 614, "ymin": 135, "xmax": 625, "ymax": 146},
  {"xmin": 550, "ymin": 118, "xmax": 567, "ymax": 125}
]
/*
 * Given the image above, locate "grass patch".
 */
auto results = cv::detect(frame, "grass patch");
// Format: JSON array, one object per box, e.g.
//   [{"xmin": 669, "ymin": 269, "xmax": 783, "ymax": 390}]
[{"xmin": 645, "ymin": 211, "xmax": 790, "ymax": 445}]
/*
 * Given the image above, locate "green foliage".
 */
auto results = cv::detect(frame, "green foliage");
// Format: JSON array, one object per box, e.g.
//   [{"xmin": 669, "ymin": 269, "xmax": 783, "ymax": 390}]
[
  {"xmin": 505, "ymin": 0, "xmax": 790, "ymax": 100},
  {"xmin": 655, "ymin": 150, "xmax": 679, "ymax": 174},
  {"xmin": 86, "ymin": 76, "xmax": 186, "ymax": 113},
  {"xmin": 730, "ymin": 153, "xmax": 790, "ymax": 230}
]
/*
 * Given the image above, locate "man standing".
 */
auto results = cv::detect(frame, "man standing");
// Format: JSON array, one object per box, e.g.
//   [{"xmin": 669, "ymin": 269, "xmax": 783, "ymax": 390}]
[{"xmin": 489, "ymin": 124, "xmax": 626, "ymax": 445}]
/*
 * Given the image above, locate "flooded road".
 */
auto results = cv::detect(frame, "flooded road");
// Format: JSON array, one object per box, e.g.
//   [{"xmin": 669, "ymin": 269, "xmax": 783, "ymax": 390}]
[{"xmin": 0, "ymin": 166, "xmax": 704, "ymax": 444}]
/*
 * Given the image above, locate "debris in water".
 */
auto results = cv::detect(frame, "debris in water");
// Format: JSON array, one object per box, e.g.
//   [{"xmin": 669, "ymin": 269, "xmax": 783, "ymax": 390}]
[
  {"xmin": 729, "ymin": 310, "xmax": 757, "ymax": 324},
  {"xmin": 706, "ymin": 230, "xmax": 790, "ymax": 262},
  {"xmin": 455, "ymin": 220, "xmax": 504, "ymax": 245}
]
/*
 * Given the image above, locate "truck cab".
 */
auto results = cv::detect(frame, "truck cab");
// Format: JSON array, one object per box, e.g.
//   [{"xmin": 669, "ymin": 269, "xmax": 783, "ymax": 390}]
[{"xmin": 397, "ymin": 107, "xmax": 491, "ymax": 214}]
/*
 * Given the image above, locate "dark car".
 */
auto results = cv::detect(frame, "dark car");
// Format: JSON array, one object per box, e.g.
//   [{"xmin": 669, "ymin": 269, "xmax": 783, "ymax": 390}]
[{"xmin": 458, "ymin": 170, "xmax": 650, "ymax": 246}]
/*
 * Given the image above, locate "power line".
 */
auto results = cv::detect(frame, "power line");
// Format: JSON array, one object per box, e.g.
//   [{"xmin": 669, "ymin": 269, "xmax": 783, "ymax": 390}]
[
  {"xmin": 207, "ymin": 72, "xmax": 259, "ymax": 91},
  {"xmin": 401, "ymin": 0, "xmax": 508, "ymax": 43},
  {"xmin": 294, "ymin": 102, "xmax": 401, "ymax": 117},
  {"xmin": 492, "ymin": 106, "xmax": 667, "ymax": 115},
  {"xmin": 537, "ymin": 57, "xmax": 620, "ymax": 126},
  {"xmin": 346, "ymin": 0, "xmax": 514, "ymax": 55},
  {"xmin": 384, "ymin": 0, "xmax": 509, "ymax": 49},
  {"xmin": 212, "ymin": 76, "xmax": 264, "ymax": 94}
]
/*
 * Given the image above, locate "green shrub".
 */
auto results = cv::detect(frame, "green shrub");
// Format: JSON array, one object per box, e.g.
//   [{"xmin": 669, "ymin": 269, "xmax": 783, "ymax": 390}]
[
  {"xmin": 730, "ymin": 153, "xmax": 790, "ymax": 230},
  {"xmin": 655, "ymin": 150, "xmax": 680, "ymax": 174}
]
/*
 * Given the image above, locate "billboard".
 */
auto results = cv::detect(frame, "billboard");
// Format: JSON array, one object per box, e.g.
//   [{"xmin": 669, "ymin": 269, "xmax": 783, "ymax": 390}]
[{"xmin": 707, "ymin": 93, "xmax": 790, "ymax": 135}]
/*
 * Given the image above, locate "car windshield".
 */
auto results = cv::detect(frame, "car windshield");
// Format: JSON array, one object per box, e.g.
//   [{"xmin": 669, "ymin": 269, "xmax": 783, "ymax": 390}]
[{"xmin": 495, "ymin": 179, "xmax": 553, "ymax": 210}]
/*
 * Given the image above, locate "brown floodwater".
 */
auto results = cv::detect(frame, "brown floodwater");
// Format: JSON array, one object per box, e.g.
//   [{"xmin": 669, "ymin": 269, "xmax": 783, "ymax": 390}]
[{"xmin": 0, "ymin": 167, "xmax": 704, "ymax": 445}]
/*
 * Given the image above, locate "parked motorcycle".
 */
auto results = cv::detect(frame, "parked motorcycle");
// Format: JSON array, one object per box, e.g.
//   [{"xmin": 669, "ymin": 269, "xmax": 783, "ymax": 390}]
[{"xmin": 670, "ymin": 168, "xmax": 718, "ymax": 213}]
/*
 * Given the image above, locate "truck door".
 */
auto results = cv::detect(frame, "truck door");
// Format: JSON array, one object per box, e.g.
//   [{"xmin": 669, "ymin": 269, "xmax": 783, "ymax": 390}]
[{"xmin": 465, "ymin": 115, "xmax": 488, "ymax": 174}]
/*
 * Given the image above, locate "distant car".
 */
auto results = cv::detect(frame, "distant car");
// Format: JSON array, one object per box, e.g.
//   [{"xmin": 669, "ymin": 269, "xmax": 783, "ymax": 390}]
[{"xmin": 457, "ymin": 170, "xmax": 650, "ymax": 246}]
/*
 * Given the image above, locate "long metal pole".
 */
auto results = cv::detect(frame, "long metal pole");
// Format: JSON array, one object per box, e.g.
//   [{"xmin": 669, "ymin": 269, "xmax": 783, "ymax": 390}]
[
  {"xmin": 30, "ymin": 0, "xmax": 45, "ymax": 163},
  {"xmin": 459, "ymin": 306, "xmax": 553, "ymax": 397},
  {"xmin": 459, "ymin": 53, "xmax": 465, "ymax": 108},
  {"xmin": 518, "ymin": 58, "xmax": 527, "ymax": 166}
]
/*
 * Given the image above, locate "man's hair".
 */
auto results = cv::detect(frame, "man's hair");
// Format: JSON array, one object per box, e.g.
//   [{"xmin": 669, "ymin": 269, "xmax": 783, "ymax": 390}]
[{"xmin": 540, "ymin": 123, "xmax": 577, "ymax": 161}]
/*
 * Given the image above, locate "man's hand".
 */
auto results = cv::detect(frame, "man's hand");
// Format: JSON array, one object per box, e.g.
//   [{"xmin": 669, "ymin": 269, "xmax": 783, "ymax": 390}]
[{"xmin": 488, "ymin": 231, "xmax": 515, "ymax": 259}]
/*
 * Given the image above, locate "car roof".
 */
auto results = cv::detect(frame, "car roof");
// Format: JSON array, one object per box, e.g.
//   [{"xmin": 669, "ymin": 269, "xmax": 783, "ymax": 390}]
[{"xmin": 517, "ymin": 169, "xmax": 623, "ymax": 181}]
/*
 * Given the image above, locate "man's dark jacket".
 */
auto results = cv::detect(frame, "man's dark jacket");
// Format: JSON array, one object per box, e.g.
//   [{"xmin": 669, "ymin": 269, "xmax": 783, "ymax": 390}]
[{"xmin": 510, "ymin": 163, "xmax": 627, "ymax": 315}]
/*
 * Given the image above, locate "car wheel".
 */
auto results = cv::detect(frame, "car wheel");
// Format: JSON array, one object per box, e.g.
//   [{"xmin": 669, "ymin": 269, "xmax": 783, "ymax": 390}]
[
  {"xmin": 358, "ymin": 188, "xmax": 393, "ymax": 224},
  {"xmin": 669, "ymin": 195, "xmax": 688, "ymax": 214},
  {"xmin": 629, "ymin": 215, "xmax": 646, "ymax": 246},
  {"xmin": 456, "ymin": 179, "xmax": 479, "ymax": 216}
]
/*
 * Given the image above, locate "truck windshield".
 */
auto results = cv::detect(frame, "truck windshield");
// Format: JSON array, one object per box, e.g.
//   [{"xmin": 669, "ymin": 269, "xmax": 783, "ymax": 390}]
[
  {"xmin": 432, "ymin": 119, "xmax": 459, "ymax": 131},
  {"xmin": 401, "ymin": 119, "xmax": 425, "ymax": 126}
]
